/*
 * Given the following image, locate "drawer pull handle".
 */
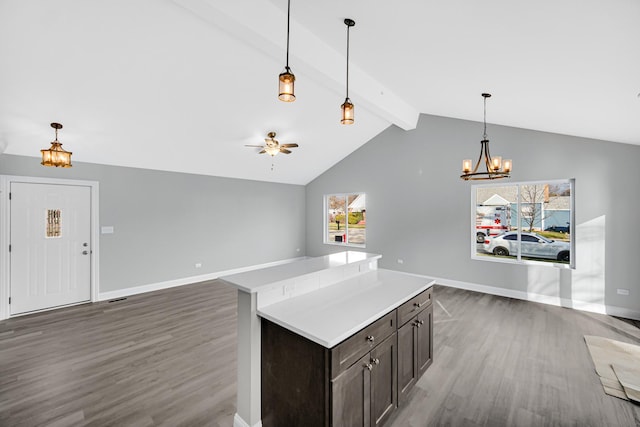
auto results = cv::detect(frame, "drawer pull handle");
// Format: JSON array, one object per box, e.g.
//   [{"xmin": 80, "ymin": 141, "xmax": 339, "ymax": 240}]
[
  {"xmin": 414, "ymin": 302, "xmax": 423, "ymax": 308},
  {"xmin": 364, "ymin": 363, "xmax": 373, "ymax": 371},
  {"xmin": 366, "ymin": 335, "xmax": 375, "ymax": 343},
  {"xmin": 372, "ymin": 358, "xmax": 380, "ymax": 365}
]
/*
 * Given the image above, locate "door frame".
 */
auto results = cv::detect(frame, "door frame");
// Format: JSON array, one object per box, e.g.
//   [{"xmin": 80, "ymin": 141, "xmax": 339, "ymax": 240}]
[{"xmin": 0, "ymin": 175, "xmax": 100, "ymax": 321}]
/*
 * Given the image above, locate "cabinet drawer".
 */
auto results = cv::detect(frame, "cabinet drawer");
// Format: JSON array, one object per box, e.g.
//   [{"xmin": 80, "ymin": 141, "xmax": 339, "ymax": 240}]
[
  {"xmin": 397, "ymin": 287, "xmax": 432, "ymax": 327},
  {"xmin": 331, "ymin": 310, "xmax": 396, "ymax": 379}
]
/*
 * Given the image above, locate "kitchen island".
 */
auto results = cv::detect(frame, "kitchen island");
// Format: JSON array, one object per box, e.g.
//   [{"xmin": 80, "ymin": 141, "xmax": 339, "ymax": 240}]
[{"xmin": 219, "ymin": 252, "xmax": 434, "ymax": 427}]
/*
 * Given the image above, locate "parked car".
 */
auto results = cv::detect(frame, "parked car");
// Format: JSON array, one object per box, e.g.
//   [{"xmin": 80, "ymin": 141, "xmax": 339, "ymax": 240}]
[
  {"xmin": 483, "ymin": 232, "xmax": 570, "ymax": 262},
  {"xmin": 544, "ymin": 224, "xmax": 570, "ymax": 234}
]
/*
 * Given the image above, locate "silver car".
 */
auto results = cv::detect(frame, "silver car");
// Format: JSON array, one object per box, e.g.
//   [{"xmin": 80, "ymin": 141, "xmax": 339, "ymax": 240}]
[{"xmin": 483, "ymin": 232, "xmax": 570, "ymax": 262}]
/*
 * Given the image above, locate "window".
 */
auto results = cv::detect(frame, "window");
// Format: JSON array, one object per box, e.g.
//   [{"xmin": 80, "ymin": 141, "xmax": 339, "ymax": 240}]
[
  {"xmin": 472, "ymin": 179, "xmax": 574, "ymax": 268},
  {"xmin": 324, "ymin": 193, "xmax": 366, "ymax": 247}
]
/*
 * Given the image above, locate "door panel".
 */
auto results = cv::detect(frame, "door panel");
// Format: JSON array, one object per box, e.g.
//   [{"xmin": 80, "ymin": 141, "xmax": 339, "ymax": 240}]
[
  {"xmin": 332, "ymin": 352, "xmax": 370, "ymax": 427},
  {"xmin": 417, "ymin": 306, "xmax": 433, "ymax": 376},
  {"xmin": 371, "ymin": 333, "xmax": 397, "ymax": 427},
  {"xmin": 10, "ymin": 182, "xmax": 91, "ymax": 315},
  {"xmin": 397, "ymin": 319, "xmax": 417, "ymax": 405}
]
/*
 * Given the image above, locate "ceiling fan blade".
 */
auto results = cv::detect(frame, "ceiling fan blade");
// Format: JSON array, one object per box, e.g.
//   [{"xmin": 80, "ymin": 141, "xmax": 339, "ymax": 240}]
[
  {"xmin": 245, "ymin": 144, "xmax": 265, "ymax": 148},
  {"xmin": 258, "ymin": 149, "xmax": 266, "ymax": 154},
  {"xmin": 280, "ymin": 148, "xmax": 292, "ymax": 154},
  {"xmin": 280, "ymin": 143, "xmax": 298, "ymax": 148}
]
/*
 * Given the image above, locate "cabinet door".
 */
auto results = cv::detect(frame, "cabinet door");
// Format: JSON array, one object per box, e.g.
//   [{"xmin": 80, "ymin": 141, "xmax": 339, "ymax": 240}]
[
  {"xmin": 332, "ymin": 353, "xmax": 371, "ymax": 427},
  {"xmin": 370, "ymin": 333, "xmax": 398, "ymax": 427},
  {"xmin": 417, "ymin": 304, "xmax": 433, "ymax": 377},
  {"xmin": 397, "ymin": 319, "xmax": 417, "ymax": 405}
]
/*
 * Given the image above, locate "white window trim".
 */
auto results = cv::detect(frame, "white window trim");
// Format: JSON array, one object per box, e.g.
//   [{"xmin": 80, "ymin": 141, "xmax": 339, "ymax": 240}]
[
  {"xmin": 471, "ymin": 179, "xmax": 575, "ymax": 269},
  {"xmin": 323, "ymin": 193, "xmax": 366, "ymax": 248}
]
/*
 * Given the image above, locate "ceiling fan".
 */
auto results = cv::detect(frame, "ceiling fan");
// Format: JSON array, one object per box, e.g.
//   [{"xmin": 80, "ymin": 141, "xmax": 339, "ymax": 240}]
[{"xmin": 245, "ymin": 132, "xmax": 298, "ymax": 157}]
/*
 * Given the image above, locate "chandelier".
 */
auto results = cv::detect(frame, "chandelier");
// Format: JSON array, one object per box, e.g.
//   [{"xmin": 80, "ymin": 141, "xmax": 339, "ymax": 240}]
[
  {"xmin": 461, "ymin": 93, "xmax": 511, "ymax": 180},
  {"xmin": 41, "ymin": 122, "xmax": 72, "ymax": 168}
]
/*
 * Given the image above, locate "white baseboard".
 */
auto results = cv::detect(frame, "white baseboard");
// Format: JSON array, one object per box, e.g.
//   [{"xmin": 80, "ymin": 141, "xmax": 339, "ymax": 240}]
[
  {"xmin": 98, "ymin": 256, "xmax": 307, "ymax": 302},
  {"xmin": 424, "ymin": 276, "xmax": 640, "ymax": 321},
  {"xmin": 233, "ymin": 413, "xmax": 262, "ymax": 427}
]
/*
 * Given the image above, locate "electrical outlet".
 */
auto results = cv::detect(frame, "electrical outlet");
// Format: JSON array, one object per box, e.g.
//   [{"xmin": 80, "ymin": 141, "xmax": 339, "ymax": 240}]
[
  {"xmin": 195, "ymin": 263, "xmax": 202, "ymax": 269},
  {"xmin": 397, "ymin": 259, "xmax": 404, "ymax": 264},
  {"xmin": 617, "ymin": 288, "xmax": 630, "ymax": 296}
]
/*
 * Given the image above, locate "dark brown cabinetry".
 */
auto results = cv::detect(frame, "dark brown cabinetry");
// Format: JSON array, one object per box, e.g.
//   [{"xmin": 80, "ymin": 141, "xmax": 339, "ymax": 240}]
[
  {"xmin": 397, "ymin": 302, "xmax": 432, "ymax": 404},
  {"xmin": 261, "ymin": 287, "xmax": 433, "ymax": 427},
  {"xmin": 332, "ymin": 333, "xmax": 397, "ymax": 427}
]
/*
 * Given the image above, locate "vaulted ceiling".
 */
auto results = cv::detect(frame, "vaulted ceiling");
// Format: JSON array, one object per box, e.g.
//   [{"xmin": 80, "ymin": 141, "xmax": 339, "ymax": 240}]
[{"xmin": 1, "ymin": 0, "xmax": 639, "ymax": 185}]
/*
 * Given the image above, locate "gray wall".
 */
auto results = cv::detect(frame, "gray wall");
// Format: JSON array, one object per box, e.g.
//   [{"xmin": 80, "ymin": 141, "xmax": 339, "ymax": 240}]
[
  {"xmin": 1, "ymin": 154, "xmax": 306, "ymax": 293},
  {"xmin": 306, "ymin": 114, "xmax": 640, "ymax": 315}
]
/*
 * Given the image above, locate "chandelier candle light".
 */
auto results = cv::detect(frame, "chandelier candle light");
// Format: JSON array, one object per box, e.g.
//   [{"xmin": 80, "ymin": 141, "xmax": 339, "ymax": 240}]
[
  {"xmin": 460, "ymin": 93, "xmax": 511, "ymax": 180},
  {"xmin": 278, "ymin": 0, "xmax": 295, "ymax": 102},
  {"xmin": 340, "ymin": 18, "xmax": 355, "ymax": 124},
  {"xmin": 41, "ymin": 122, "xmax": 72, "ymax": 168}
]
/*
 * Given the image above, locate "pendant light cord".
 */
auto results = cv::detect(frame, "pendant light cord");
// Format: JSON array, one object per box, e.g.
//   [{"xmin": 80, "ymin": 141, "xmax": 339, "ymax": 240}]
[
  {"xmin": 345, "ymin": 23, "xmax": 350, "ymax": 98},
  {"xmin": 285, "ymin": 0, "xmax": 291, "ymax": 69}
]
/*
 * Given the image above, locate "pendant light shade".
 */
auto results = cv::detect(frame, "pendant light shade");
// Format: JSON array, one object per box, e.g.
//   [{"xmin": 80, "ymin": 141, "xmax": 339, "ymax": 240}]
[
  {"xmin": 341, "ymin": 99, "xmax": 354, "ymax": 125},
  {"xmin": 41, "ymin": 122, "xmax": 72, "ymax": 168},
  {"xmin": 341, "ymin": 18, "xmax": 355, "ymax": 125},
  {"xmin": 278, "ymin": 0, "xmax": 296, "ymax": 102},
  {"xmin": 278, "ymin": 68, "xmax": 295, "ymax": 102},
  {"xmin": 460, "ymin": 94, "xmax": 511, "ymax": 180}
]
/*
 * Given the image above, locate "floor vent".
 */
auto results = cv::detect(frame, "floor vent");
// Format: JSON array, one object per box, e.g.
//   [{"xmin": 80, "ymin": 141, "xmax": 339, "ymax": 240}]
[{"xmin": 108, "ymin": 297, "xmax": 127, "ymax": 303}]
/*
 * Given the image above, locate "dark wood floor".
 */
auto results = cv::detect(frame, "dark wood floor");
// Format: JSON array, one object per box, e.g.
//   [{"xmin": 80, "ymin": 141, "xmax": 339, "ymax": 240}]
[{"xmin": 1, "ymin": 282, "xmax": 639, "ymax": 426}]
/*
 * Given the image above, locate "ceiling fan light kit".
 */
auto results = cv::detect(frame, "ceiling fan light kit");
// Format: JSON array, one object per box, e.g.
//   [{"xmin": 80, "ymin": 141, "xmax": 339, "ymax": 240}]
[
  {"xmin": 278, "ymin": 0, "xmax": 296, "ymax": 102},
  {"xmin": 245, "ymin": 131, "xmax": 299, "ymax": 157},
  {"xmin": 41, "ymin": 122, "xmax": 72, "ymax": 168},
  {"xmin": 460, "ymin": 93, "xmax": 512, "ymax": 181}
]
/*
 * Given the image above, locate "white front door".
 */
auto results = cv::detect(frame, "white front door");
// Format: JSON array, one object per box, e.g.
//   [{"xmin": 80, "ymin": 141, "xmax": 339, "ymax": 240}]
[{"xmin": 10, "ymin": 182, "xmax": 91, "ymax": 315}]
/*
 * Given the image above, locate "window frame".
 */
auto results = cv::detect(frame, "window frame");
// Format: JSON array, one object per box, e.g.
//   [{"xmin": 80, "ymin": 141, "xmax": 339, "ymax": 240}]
[
  {"xmin": 471, "ymin": 179, "xmax": 575, "ymax": 269},
  {"xmin": 323, "ymin": 192, "xmax": 366, "ymax": 248}
]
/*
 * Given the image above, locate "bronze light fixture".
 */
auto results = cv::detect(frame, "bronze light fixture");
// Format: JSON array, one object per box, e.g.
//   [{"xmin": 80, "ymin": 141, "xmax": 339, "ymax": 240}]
[
  {"xmin": 461, "ymin": 93, "xmax": 511, "ymax": 180},
  {"xmin": 41, "ymin": 122, "xmax": 72, "ymax": 168},
  {"xmin": 278, "ymin": 0, "xmax": 295, "ymax": 102},
  {"xmin": 340, "ymin": 18, "xmax": 355, "ymax": 125}
]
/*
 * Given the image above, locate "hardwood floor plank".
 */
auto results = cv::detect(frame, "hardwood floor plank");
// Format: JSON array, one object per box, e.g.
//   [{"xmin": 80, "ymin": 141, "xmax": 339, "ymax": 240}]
[{"xmin": 2, "ymin": 282, "xmax": 639, "ymax": 426}]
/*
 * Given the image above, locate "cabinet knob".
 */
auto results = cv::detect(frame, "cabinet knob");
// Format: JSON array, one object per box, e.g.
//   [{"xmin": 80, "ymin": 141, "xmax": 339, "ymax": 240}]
[
  {"xmin": 371, "ymin": 358, "xmax": 380, "ymax": 365},
  {"xmin": 414, "ymin": 320, "xmax": 421, "ymax": 328},
  {"xmin": 366, "ymin": 335, "xmax": 375, "ymax": 343},
  {"xmin": 414, "ymin": 302, "xmax": 423, "ymax": 308},
  {"xmin": 364, "ymin": 363, "xmax": 373, "ymax": 371},
  {"xmin": 419, "ymin": 320, "xmax": 425, "ymax": 325}
]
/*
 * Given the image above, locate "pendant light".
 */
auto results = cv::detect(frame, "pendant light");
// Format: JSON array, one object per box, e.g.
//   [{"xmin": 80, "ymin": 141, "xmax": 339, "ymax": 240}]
[
  {"xmin": 340, "ymin": 18, "xmax": 355, "ymax": 125},
  {"xmin": 461, "ymin": 93, "xmax": 511, "ymax": 180},
  {"xmin": 41, "ymin": 122, "xmax": 72, "ymax": 168},
  {"xmin": 278, "ymin": 0, "xmax": 295, "ymax": 102}
]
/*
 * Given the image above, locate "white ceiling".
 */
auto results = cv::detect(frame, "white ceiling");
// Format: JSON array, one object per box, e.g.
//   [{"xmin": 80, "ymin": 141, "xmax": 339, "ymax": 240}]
[{"xmin": 1, "ymin": 0, "xmax": 639, "ymax": 185}]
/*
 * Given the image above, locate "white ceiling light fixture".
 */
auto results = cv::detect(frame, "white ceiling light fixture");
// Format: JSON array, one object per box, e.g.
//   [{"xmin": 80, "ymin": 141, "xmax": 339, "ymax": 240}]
[
  {"xmin": 278, "ymin": 0, "xmax": 295, "ymax": 102},
  {"xmin": 340, "ymin": 18, "xmax": 355, "ymax": 125},
  {"xmin": 41, "ymin": 122, "xmax": 72, "ymax": 168},
  {"xmin": 461, "ymin": 93, "xmax": 512, "ymax": 180}
]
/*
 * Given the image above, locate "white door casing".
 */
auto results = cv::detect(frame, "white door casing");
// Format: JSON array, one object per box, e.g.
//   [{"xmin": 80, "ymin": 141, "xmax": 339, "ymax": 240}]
[{"xmin": 0, "ymin": 176, "xmax": 99, "ymax": 320}]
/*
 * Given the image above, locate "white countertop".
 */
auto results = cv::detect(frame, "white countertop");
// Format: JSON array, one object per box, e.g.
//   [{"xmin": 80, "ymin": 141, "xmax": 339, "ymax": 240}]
[
  {"xmin": 257, "ymin": 269, "xmax": 435, "ymax": 348},
  {"xmin": 219, "ymin": 251, "xmax": 381, "ymax": 293}
]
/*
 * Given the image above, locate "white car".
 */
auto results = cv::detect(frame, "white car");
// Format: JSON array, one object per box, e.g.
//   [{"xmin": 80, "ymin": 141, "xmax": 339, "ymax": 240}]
[{"xmin": 483, "ymin": 232, "xmax": 570, "ymax": 262}]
